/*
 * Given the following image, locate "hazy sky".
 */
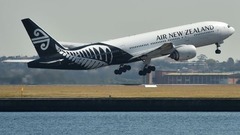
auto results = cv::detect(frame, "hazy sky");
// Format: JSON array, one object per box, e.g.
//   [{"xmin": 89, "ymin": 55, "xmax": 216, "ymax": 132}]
[{"xmin": 0, "ymin": 0, "xmax": 239, "ymax": 61}]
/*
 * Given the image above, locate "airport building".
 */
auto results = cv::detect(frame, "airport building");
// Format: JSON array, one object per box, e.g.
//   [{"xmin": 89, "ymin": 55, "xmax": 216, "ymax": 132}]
[{"xmin": 152, "ymin": 71, "xmax": 238, "ymax": 84}]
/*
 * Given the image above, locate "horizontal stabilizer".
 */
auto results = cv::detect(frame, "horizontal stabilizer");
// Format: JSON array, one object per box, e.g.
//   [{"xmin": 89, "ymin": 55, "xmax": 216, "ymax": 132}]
[{"xmin": 2, "ymin": 59, "xmax": 34, "ymax": 63}]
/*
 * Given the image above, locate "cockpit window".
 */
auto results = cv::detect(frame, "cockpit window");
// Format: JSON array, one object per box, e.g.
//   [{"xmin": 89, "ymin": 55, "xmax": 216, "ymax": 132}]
[{"xmin": 228, "ymin": 25, "xmax": 231, "ymax": 28}]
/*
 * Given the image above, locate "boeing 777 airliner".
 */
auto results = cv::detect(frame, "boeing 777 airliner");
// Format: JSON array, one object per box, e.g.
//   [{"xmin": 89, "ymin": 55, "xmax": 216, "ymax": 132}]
[{"xmin": 4, "ymin": 18, "xmax": 235, "ymax": 76}]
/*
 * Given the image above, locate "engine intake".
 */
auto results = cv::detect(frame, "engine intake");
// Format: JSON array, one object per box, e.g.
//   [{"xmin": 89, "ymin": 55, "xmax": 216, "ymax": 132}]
[{"xmin": 169, "ymin": 45, "xmax": 196, "ymax": 61}]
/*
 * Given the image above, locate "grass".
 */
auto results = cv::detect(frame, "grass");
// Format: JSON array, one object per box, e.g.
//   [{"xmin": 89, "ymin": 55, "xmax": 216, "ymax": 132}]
[{"xmin": 0, "ymin": 85, "xmax": 240, "ymax": 98}]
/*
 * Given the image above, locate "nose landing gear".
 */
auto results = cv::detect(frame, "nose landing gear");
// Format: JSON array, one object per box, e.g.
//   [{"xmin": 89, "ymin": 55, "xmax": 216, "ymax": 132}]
[
  {"xmin": 215, "ymin": 49, "xmax": 221, "ymax": 54},
  {"xmin": 215, "ymin": 43, "xmax": 221, "ymax": 54}
]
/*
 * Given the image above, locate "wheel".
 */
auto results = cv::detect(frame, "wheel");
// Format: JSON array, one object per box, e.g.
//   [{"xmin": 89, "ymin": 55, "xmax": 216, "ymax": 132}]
[
  {"xmin": 126, "ymin": 65, "xmax": 131, "ymax": 70},
  {"xmin": 120, "ymin": 68, "xmax": 127, "ymax": 72},
  {"xmin": 114, "ymin": 69, "xmax": 122, "ymax": 75},
  {"xmin": 122, "ymin": 65, "xmax": 131, "ymax": 71},
  {"xmin": 139, "ymin": 70, "xmax": 147, "ymax": 76},
  {"xmin": 215, "ymin": 49, "xmax": 221, "ymax": 54},
  {"xmin": 149, "ymin": 66, "xmax": 156, "ymax": 71},
  {"xmin": 152, "ymin": 66, "xmax": 156, "ymax": 71},
  {"xmin": 147, "ymin": 68, "xmax": 152, "ymax": 73},
  {"xmin": 138, "ymin": 71, "xmax": 143, "ymax": 76},
  {"xmin": 114, "ymin": 70, "xmax": 118, "ymax": 74},
  {"xmin": 142, "ymin": 71, "xmax": 147, "ymax": 76}
]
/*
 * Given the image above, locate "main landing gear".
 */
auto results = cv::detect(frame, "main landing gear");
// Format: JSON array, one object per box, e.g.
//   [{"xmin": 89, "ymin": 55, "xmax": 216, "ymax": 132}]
[
  {"xmin": 114, "ymin": 58, "xmax": 156, "ymax": 76},
  {"xmin": 138, "ymin": 58, "xmax": 155, "ymax": 76},
  {"xmin": 138, "ymin": 65, "xmax": 155, "ymax": 76},
  {"xmin": 114, "ymin": 64, "xmax": 131, "ymax": 75},
  {"xmin": 215, "ymin": 43, "xmax": 221, "ymax": 54}
]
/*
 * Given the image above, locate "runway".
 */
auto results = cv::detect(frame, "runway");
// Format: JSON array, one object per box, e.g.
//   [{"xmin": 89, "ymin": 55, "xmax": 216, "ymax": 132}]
[
  {"xmin": 1, "ymin": 85, "xmax": 240, "ymax": 111},
  {"xmin": 0, "ymin": 85, "xmax": 240, "ymax": 98}
]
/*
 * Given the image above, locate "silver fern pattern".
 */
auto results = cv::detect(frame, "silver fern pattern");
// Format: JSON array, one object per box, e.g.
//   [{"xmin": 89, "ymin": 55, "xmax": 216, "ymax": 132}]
[{"xmin": 55, "ymin": 45, "xmax": 113, "ymax": 69}]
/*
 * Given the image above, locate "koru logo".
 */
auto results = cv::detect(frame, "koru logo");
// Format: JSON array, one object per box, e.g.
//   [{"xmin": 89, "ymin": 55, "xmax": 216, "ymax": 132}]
[{"xmin": 31, "ymin": 29, "xmax": 50, "ymax": 51}]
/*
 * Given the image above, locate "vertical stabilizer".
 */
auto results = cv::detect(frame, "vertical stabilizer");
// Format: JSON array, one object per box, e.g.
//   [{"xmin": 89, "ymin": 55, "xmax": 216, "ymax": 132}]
[{"xmin": 22, "ymin": 18, "xmax": 65, "ymax": 58}]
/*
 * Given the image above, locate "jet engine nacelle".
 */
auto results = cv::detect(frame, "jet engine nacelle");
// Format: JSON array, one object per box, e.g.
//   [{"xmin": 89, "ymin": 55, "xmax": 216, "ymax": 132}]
[{"xmin": 169, "ymin": 45, "xmax": 196, "ymax": 61}]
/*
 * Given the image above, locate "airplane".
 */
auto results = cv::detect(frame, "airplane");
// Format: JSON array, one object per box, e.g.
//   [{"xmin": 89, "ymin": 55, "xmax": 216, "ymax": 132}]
[{"xmin": 4, "ymin": 18, "xmax": 235, "ymax": 76}]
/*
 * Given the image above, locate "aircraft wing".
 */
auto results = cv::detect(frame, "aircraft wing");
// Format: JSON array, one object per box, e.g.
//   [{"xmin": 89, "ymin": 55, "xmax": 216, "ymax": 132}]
[
  {"xmin": 2, "ymin": 59, "xmax": 34, "ymax": 63},
  {"xmin": 130, "ymin": 43, "xmax": 174, "ymax": 61},
  {"xmin": 145, "ymin": 43, "xmax": 174, "ymax": 58}
]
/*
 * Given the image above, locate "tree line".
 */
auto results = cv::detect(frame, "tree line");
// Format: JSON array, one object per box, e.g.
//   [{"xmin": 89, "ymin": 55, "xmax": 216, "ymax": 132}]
[{"xmin": 1, "ymin": 55, "xmax": 240, "ymax": 85}]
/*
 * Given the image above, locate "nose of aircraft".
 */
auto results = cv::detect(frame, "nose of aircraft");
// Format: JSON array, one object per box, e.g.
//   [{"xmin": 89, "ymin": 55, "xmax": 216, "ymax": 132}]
[
  {"xmin": 219, "ymin": 23, "xmax": 235, "ymax": 39},
  {"xmin": 230, "ymin": 26, "xmax": 235, "ymax": 34},
  {"xmin": 225, "ymin": 24, "xmax": 235, "ymax": 37}
]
